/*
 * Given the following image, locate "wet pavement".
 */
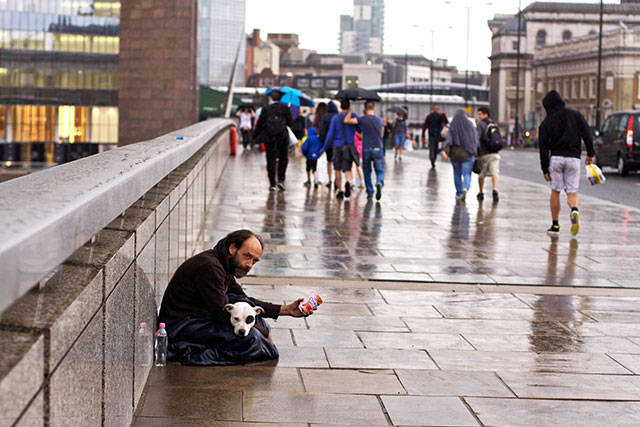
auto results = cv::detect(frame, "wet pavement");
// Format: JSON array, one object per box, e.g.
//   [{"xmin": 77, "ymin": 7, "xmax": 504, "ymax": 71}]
[{"xmin": 134, "ymin": 149, "xmax": 640, "ymax": 426}]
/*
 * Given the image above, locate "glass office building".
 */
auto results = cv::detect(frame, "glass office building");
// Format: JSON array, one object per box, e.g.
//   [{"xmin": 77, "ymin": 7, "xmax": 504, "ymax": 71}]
[
  {"xmin": 198, "ymin": 0, "xmax": 245, "ymax": 87},
  {"xmin": 0, "ymin": 0, "xmax": 120, "ymax": 167}
]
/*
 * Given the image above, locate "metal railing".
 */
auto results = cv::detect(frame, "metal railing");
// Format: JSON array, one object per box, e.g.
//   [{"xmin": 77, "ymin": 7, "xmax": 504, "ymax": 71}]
[{"xmin": 0, "ymin": 118, "xmax": 233, "ymax": 314}]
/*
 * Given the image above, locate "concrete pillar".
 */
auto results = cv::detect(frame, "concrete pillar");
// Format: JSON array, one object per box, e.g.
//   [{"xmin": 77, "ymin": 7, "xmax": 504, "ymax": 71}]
[{"xmin": 118, "ymin": 0, "xmax": 199, "ymax": 146}]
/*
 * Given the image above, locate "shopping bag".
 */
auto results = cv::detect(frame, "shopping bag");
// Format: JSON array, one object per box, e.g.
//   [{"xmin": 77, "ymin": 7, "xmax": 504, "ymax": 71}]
[
  {"xmin": 586, "ymin": 164, "xmax": 605, "ymax": 185},
  {"xmin": 286, "ymin": 126, "xmax": 298, "ymax": 148},
  {"xmin": 472, "ymin": 157, "xmax": 483, "ymax": 174}
]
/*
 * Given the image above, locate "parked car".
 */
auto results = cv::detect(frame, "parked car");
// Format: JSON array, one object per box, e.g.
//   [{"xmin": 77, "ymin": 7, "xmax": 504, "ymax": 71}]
[{"xmin": 595, "ymin": 111, "xmax": 640, "ymax": 175}]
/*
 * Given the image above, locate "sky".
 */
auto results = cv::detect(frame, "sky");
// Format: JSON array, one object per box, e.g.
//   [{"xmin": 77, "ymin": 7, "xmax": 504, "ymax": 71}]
[{"xmin": 246, "ymin": 0, "xmax": 605, "ymax": 74}]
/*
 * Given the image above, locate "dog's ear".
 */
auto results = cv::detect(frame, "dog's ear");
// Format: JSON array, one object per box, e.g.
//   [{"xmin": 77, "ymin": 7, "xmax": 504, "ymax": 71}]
[
  {"xmin": 224, "ymin": 304, "xmax": 234, "ymax": 313},
  {"xmin": 254, "ymin": 306, "xmax": 265, "ymax": 315}
]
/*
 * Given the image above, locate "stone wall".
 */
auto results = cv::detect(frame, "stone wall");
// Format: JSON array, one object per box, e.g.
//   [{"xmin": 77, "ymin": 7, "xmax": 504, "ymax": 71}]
[{"xmin": 0, "ymin": 128, "xmax": 231, "ymax": 426}]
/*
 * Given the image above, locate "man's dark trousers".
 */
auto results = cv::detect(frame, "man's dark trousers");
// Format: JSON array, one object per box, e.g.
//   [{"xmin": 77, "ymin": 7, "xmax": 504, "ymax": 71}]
[
  {"xmin": 428, "ymin": 132, "xmax": 440, "ymax": 166},
  {"xmin": 265, "ymin": 133, "xmax": 289, "ymax": 187}
]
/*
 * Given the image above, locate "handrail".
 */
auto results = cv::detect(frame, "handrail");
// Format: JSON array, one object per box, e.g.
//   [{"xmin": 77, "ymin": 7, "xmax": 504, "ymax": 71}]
[{"xmin": 0, "ymin": 118, "xmax": 234, "ymax": 314}]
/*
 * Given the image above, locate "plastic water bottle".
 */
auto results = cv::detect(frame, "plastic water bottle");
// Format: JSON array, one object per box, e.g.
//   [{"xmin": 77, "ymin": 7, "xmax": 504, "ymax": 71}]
[
  {"xmin": 154, "ymin": 323, "xmax": 168, "ymax": 367},
  {"xmin": 137, "ymin": 322, "xmax": 153, "ymax": 367}
]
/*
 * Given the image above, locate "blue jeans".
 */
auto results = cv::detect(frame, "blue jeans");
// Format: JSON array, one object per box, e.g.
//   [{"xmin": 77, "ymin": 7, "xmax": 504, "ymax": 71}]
[
  {"xmin": 393, "ymin": 133, "xmax": 406, "ymax": 147},
  {"xmin": 452, "ymin": 156, "xmax": 475, "ymax": 197},
  {"xmin": 362, "ymin": 147, "xmax": 385, "ymax": 197}
]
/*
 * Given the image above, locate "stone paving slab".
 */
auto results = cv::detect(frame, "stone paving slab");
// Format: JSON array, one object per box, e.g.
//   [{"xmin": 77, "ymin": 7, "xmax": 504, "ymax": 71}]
[{"xmin": 135, "ymin": 150, "xmax": 640, "ymax": 426}]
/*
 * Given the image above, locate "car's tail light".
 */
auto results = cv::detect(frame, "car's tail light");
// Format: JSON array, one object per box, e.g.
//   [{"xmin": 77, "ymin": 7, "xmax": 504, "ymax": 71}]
[{"xmin": 626, "ymin": 116, "xmax": 634, "ymax": 149}]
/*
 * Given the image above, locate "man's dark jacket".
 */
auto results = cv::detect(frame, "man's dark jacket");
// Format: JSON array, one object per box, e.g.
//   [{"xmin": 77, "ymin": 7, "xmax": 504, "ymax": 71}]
[
  {"xmin": 422, "ymin": 111, "xmax": 448, "ymax": 135},
  {"xmin": 158, "ymin": 238, "xmax": 280, "ymax": 327},
  {"xmin": 477, "ymin": 117, "xmax": 499, "ymax": 156},
  {"xmin": 538, "ymin": 90, "xmax": 594, "ymax": 174},
  {"xmin": 253, "ymin": 102, "xmax": 293, "ymax": 143}
]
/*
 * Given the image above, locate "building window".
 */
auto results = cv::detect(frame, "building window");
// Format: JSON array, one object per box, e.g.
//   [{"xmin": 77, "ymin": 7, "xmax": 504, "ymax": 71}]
[
  {"xmin": 510, "ymin": 70, "xmax": 519, "ymax": 87},
  {"xmin": 564, "ymin": 80, "xmax": 570, "ymax": 99},
  {"xmin": 606, "ymin": 76, "xmax": 614, "ymax": 91},
  {"xmin": 573, "ymin": 79, "xmax": 579, "ymax": 99},
  {"xmin": 581, "ymin": 78, "xmax": 587, "ymax": 99},
  {"xmin": 590, "ymin": 77, "xmax": 597, "ymax": 98},
  {"xmin": 549, "ymin": 80, "xmax": 554, "ymax": 92},
  {"xmin": 536, "ymin": 30, "xmax": 547, "ymax": 47},
  {"xmin": 562, "ymin": 30, "xmax": 572, "ymax": 42},
  {"xmin": 512, "ymin": 40, "xmax": 519, "ymax": 50}
]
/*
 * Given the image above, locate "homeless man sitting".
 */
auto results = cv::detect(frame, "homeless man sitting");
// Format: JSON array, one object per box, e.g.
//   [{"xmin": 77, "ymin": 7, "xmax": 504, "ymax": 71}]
[{"xmin": 158, "ymin": 229, "xmax": 308, "ymax": 365}]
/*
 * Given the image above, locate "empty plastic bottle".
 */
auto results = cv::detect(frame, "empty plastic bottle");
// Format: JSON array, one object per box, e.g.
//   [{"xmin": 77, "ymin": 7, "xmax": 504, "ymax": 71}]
[
  {"xmin": 137, "ymin": 322, "xmax": 153, "ymax": 368},
  {"xmin": 154, "ymin": 323, "xmax": 168, "ymax": 367}
]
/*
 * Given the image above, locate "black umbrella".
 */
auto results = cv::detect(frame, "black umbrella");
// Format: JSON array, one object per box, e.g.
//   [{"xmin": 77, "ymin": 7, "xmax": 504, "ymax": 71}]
[
  {"xmin": 387, "ymin": 106, "xmax": 408, "ymax": 115},
  {"xmin": 334, "ymin": 88, "xmax": 381, "ymax": 101}
]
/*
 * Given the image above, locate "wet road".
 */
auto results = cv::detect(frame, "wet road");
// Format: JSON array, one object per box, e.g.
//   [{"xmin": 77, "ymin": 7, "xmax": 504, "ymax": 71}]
[
  {"xmin": 135, "ymin": 146, "xmax": 640, "ymax": 427},
  {"xmin": 203, "ymin": 147, "xmax": 640, "ymax": 288}
]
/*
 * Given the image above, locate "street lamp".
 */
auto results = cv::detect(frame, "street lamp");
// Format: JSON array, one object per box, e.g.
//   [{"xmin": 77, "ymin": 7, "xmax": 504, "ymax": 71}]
[
  {"xmin": 514, "ymin": 0, "xmax": 522, "ymax": 145},
  {"xmin": 595, "ymin": 0, "xmax": 603, "ymax": 129}
]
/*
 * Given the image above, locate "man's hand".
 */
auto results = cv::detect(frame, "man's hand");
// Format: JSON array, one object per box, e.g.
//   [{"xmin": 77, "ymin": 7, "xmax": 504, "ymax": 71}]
[
  {"xmin": 544, "ymin": 173, "xmax": 551, "ymax": 182},
  {"xmin": 280, "ymin": 298, "xmax": 306, "ymax": 317},
  {"xmin": 585, "ymin": 156, "xmax": 594, "ymax": 165}
]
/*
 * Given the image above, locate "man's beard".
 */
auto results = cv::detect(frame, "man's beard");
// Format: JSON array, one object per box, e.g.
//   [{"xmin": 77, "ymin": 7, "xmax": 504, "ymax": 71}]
[{"xmin": 231, "ymin": 255, "xmax": 251, "ymax": 278}]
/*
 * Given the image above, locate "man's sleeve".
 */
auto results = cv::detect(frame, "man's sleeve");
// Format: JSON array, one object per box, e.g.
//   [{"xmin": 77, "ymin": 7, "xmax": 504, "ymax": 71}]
[
  {"xmin": 322, "ymin": 117, "xmax": 336, "ymax": 152},
  {"xmin": 422, "ymin": 114, "xmax": 430, "ymax": 134},
  {"xmin": 539, "ymin": 123, "xmax": 550, "ymax": 174},
  {"xmin": 442, "ymin": 113, "xmax": 448, "ymax": 124},
  {"xmin": 227, "ymin": 278, "xmax": 281, "ymax": 319},
  {"xmin": 578, "ymin": 112, "xmax": 595, "ymax": 157},
  {"xmin": 284, "ymin": 105, "xmax": 294, "ymax": 128}
]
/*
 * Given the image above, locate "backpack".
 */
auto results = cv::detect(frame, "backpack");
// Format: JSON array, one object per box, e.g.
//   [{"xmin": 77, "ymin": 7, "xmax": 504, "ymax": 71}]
[
  {"xmin": 485, "ymin": 123, "xmax": 503, "ymax": 152},
  {"xmin": 263, "ymin": 105, "xmax": 288, "ymax": 137}
]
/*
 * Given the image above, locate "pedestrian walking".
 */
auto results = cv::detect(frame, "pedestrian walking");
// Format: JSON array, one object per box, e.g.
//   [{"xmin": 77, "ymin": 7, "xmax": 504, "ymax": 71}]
[
  {"xmin": 252, "ymin": 90, "xmax": 294, "ymax": 191},
  {"xmin": 538, "ymin": 90, "xmax": 594, "ymax": 237},
  {"xmin": 422, "ymin": 104, "xmax": 449, "ymax": 168},
  {"xmin": 475, "ymin": 107, "xmax": 501, "ymax": 203},
  {"xmin": 442, "ymin": 109, "xmax": 478, "ymax": 202},
  {"xmin": 383, "ymin": 117, "xmax": 392, "ymax": 153},
  {"xmin": 345, "ymin": 100, "xmax": 384, "ymax": 200},
  {"xmin": 320, "ymin": 99, "xmax": 361, "ymax": 200},
  {"xmin": 392, "ymin": 112, "xmax": 407, "ymax": 161},
  {"xmin": 236, "ymin": 107, "xmax": 255, "ymax": 149},
  {"xmin": 353, "ymin": 131, "xmax": 365, "ymax": 187},
  {"xmin": 301, "ymin": 126, "xmax": 323, "ymax": 188},
  {"xmin": 319, "ymin": 102, "xmax": 338, "ymax": 189}
]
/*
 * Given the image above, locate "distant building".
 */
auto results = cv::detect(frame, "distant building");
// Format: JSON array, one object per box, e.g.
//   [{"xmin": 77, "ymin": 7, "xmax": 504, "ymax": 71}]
[
  {"xmin": 0, "ymin": 0, "xmax": 120, "ymax": 168},
  {"xmin": 489, "ymin": 0, "xmax": 640, "ymax": 135},
  {"xmin": 267, "ymin": 33, "xmax": 299, "ymax": 53},
  {"xmin": 245, "ymin": 29, "xmax": 280, "ymax": 86},
  {"xmin": 533, "ymin": 27, "xmax": 640, "ymax": 130},
  {"xmin": 339, "ymin": 0, "xmax": 384, "ymax": 55},
  {"xmin": 198, "ymin": 0, "xmax": 246, "ymax": 86}
]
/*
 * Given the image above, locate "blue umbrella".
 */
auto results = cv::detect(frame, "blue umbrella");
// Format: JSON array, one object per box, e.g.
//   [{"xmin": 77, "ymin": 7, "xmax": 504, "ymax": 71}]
[{"xmin": 266, "ymin": 86, "xmax": 315, "ymax": 107}]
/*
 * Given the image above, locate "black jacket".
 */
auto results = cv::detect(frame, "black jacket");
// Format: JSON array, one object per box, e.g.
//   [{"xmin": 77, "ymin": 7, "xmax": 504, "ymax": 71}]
[
  {"xmin": 253, "ymin": 102, "xmax": 293, "ymax": 142},
  {"xmin": 539, "ymin": 90, "xmax": 594, "ymax": 174},
  {"xmin": 158, "ymin": 238, "xmax": 281, "ymax": 327}
]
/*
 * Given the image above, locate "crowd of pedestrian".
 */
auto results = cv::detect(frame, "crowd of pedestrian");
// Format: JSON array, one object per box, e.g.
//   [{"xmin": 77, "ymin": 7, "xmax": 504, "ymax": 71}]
[{"xmin": 248, "ymin": 88, "xmax": 594, "ymax": 237}]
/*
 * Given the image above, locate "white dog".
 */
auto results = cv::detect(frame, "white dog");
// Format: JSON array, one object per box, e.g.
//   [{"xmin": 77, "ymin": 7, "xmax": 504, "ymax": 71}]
[{"xmin": 224, "ymin": 302, "xmax": 265, "ymax": 337}]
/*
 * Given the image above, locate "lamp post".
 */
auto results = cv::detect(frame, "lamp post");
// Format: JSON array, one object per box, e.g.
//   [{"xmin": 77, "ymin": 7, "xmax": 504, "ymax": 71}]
[
  {"xmin": 464, "ymin": 6, "xmax": 470, "ymax": 109},
  {"xmin": 430, "ymin": 29, "xmax": 435, "ymax": 107},
  {"xmin": 595, "ymin": 0, "xmax": 603, "ymax": 129},
  {"xmin": 514, "ymin": 0, "xmax": 522, "ymax": 146}
]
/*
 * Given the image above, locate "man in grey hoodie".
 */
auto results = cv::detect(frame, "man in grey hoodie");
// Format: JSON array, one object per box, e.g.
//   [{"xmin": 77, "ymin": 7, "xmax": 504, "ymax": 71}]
[{"xmin": 538, "ymin": 90, "xmax": 594, "ymax": 237}]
